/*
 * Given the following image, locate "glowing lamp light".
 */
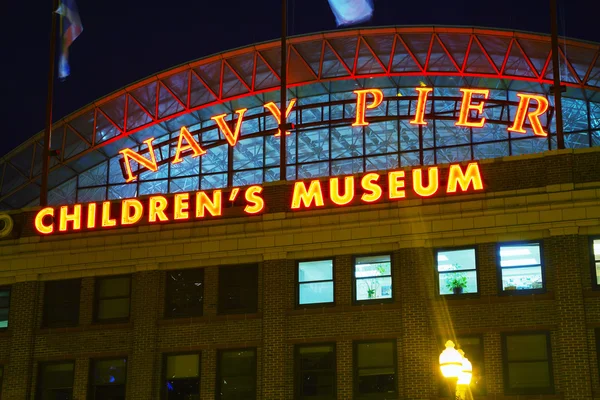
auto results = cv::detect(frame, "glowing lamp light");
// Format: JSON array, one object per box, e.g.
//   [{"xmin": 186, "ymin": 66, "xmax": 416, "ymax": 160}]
[
  {"xmin": 439, "ymin": 341, "xmax": 463, "ymax": 378},
  {"xmin": 457, "ymin": 356, "xmax": 472, "ymax": 385}
]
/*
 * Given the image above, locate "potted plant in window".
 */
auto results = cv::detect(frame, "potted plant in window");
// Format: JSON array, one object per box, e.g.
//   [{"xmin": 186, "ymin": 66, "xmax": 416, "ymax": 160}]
[
  {"xmin": 445, "ymin": 272, "xmax": 468, "ymax": 295},
  {"xmin": 504, "ymin": 278, "xmax": 517, "ymax": 291},
  {"xmin": 363, "ymin": 264, "xmax": 388, "ymax": 299}
]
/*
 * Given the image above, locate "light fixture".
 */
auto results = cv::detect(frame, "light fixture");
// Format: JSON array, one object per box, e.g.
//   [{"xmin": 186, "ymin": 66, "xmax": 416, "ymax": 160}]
[
  {"xmin": 439, "ymin": 340, "xmax": 463, "ymax": 378},
  {"xmin": 457, "ymin": 355, "xmax": 472, "ymax": 385}
]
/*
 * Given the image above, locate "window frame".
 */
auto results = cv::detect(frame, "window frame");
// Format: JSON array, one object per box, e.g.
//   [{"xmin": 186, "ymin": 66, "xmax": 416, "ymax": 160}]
[
  {"xmin": 296, "ymin": 258, "xmax": 335, "ymax": 308},
  {"xmin": 94, "ymin": 275, "xmax": 132, "ymax": 323},
  {"xmin": 501, "ymin": 331, "xmax": 554, "ymax": 395},
  {"xmin": 217, "ymin": 264, "xmax": 259, "ymax": 315},
  {"xmin": 36, "ymin": 360, "xmax": 75, "ymax": 400},
  {"xmin": 42, "ymin": 279, "xmax": 81, "ymax": 328},
  {"xmin": 352, "ymin": 254, "xmax": 394, "ymax": 305},
  {"xmin": 434, "ymin": 246, "xmax": 480, "ymax": 297},
  {"xmin": 590, "ymin": 236, "xmax": 600, "ymax": 290},
  {"xmin": 164, "ymin": 268, "xmax": 205, "ymax": 319},
  {"xmin": 216, "ymin": 347, "xmax": 257, "ymax": 400},
  {"xmin": 88, "ymin": 356, "xmax": 128, "ymax": 400},
  {"xmin": 161, "ymin": 352, "xmax": 202, "ymax": 400},
  {"xmin": 0, "ymin": 286, "xmax": 10, "ymax": 331},
  {"xmin": 294, "ymin": 342, "xmax": 337, "ymax": 400},
  {"xmin": 353, "ymin": 339, "xmax": 398, "ymax": 399},
  {"xmin": 497, "ymin": 241, "xmax": 546, "ymax": 295}
]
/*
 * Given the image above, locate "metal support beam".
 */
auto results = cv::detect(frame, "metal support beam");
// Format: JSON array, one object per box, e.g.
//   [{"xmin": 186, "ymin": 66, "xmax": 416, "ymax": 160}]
[
  {"xmin": 279, "ymin": 0, "xmax": 287, "ymax": 181},
  {"xmin": 550, "ymin": 0, "xmax": 565, "ymax": 149}
]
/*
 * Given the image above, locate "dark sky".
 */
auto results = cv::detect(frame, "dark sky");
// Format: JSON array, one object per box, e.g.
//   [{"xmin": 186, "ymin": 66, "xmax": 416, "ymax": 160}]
[{"xmin": 1, "ymin": 0, "xmax": 598, "ymax": 156}]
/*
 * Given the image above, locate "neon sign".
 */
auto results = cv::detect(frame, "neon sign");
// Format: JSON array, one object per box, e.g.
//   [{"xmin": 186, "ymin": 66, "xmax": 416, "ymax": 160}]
[
  {"xmin": 34, "ymin": 163, "xmax": 483, "ymax": 235},
  {"xmin": 118, "ymin": 87, "xmax": 549, "ymax": 183}
]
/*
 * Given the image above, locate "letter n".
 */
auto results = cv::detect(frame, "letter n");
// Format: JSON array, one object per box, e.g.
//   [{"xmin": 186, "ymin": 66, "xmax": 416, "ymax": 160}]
[{"xmin": 119, "ymin": 138, "xmax": 158, "ymax": 183}]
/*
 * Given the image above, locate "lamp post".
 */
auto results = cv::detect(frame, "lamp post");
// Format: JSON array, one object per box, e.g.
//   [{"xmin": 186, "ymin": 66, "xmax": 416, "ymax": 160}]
[{"xmin": 439, "ymin": 341, "xmax": 472, "ymax": 400}]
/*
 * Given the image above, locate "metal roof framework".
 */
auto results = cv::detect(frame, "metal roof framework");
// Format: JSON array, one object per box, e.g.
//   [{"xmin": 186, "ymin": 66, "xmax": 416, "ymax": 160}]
[{"xmin": 2, "ymin": 26, "xmax": 600, "ymax": 209}]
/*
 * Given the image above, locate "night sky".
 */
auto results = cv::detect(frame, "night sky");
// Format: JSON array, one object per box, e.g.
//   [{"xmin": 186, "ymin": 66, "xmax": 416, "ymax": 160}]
[{"xmin": 1, "ymin": 0, "xmax": 598, "ymax": 156}]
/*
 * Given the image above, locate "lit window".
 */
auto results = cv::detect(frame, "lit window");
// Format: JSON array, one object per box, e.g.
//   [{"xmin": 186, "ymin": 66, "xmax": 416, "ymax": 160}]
[
  {"xmin": 95, "ymin": 276, "xmax": 131, "ymax": 322},
  {"xmin": 355, "ymin": 341, "xmax": 397, "ymax": 398},
  {"xmin": 217, "ymin": 349, "xmax": 256, "ymax": 399},
  {"xmin": 163, "ymin": 354, "xmax": 200, "ymax": 400},
  {"xmin": 43, "ymin": 279, "xmax": 81, "ymax": 328},
  {"xmin": 37, "ymin": 362, "xmax": 74, "ymax": 399},
  {"xmin": 591, "ymin": 238, "xmax": 600, "ymax": 287},
  {"xmin": 354, "ymin": 255, "xmax": 392, "ymax": 302},
  {"xmin": 0, "ymin": 287, "xmax": 10, "ymax": 329},
  {"xmin": 295, "ymin": 344, "xmax": 336, "ymax": 399},
  {"xmin": 498, "ymin": 243, "xmax": 544, "ymax": 292},
  {"xmin": 218, "ymin": 265, "xmax": 258, "ymax": 315},
  {"xmin": 90, "ymin": 358, "xmax": 127, "ymax": 399},
  {"xmin": 436, "ymin": 248, "xmax": 478, "ymax": 295},
  {"xmin": 165, "ymin": 269, "xmax": 204, "ymax": 318},
  {"xmin": 502, "ymin": 332, "xmax": 553, "ymax": 394},
  {"xmin": 298, "ymin": 260, "xmax": 334, "ymax": 306}
]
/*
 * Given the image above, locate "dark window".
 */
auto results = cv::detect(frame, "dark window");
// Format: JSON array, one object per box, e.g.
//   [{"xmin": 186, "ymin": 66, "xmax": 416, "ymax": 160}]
[
  {"xmin": 217, "ymin": 349, "xmax": 256, "ymax": 399},
  {"xmin": 165, "ymin": 269, "xmax": 204, "ymax": 318},
  {"xmin": 295, "ymin": 344, "xmax": 336, "ymax": 400},
  {"xmin": 37, "ymin": 361, "xmax": 74, "ymax": 400},
  {"xmin": 90, "ymin": 358, "xmax": 127, "ymax": 400},
  {"xmin": 354, "ymin": 255, "xmax": 392, "ymax": 302},
  {"xmin": 218, "ymin": 265, "xmax": 258, "ymax": 315},
  {"xmin": 436, "ymin": 248, "xmax": 478, "ymax": 295},
  {"xmin": 95, "ymin": 276, "xmax": 131, "ymax": 322},
  {"xmin": 0, "ymin": 287, "xmax": 10, "ymax": 329},
  {"xmin": 298, "ymin": 260, "xmax": 334, "ymax": 306},
  {"xmin": 163, "ymin": 354, "xmax": 200, "ymax": 400},
  {"xmin": 43, "ymin": 279, "xmax": 80, "ymax": 328},
  {"xmin": 439, "ymin": 336, "xmax": 485, "ymax": 396},
  {"xmin": 354, "ymin": 341, "xmax": 397, "ymax": 398},
  {"xmin": 498, "ymin": 243, "xmax": 544, "ymax": 292},
  {"xmin": 591, "ymin": 238, "xmax": 600, "ymax": 288},
  {"xmin": 502, "ymin": 332, "xmax": 553, "ymax": 394}
]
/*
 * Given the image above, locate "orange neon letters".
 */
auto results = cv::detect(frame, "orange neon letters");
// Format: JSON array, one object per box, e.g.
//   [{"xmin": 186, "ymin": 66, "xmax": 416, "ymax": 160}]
[
  {"xmin": 102, "ymin": 201, "xmax": 117, "ymax": 227},
  {"xmin": 412, "ymin": 167, "xmax": 439, "ymax": 197},
  {"xmin": 330, "ymin": 177, "xmax": 354, "ymax": 205},
  {"xmin": 447, "ymin": 163, "xmax": 484, "ymax": 193},
  {"xmin": 196, "ymin": 190, "xmax": 222, "ymax": 218},
  {"xmin": 87, "ymin": 203, "xmax": 97, "ymax": 229},
  {"xmin": 361, "ymin": 173, "xmax": 382, "ymax": 203},
  {"xmin": 35, "ymin": 207, "xmax": 54, "ymax": 234},
  {"xmin": 119, "ymin": 137, "xmax": 158, "ymax": 183},
  {"xmin": 174, "ymin": 193, "xmax": 190, "ymax": 220},
  {"xmin": 388, "ymin": 171, "xmax": 406, "ymax": 200},
  {"xmin": 149, "ymin": 196, "xmax": 168, "ymax": 222},
  {"xmin": 59, "ymin": 204, "xmax": 81, "ymax": 232},
  {"xmin": 410, "ymin": 87, "xmax": 433, "ymax": 125},
  {"xmin": 173, "ymin": 126, "xmax": 206, "ymax": 164},
  {"xmin": 264, "ymin": 99, "xmax": 297, "ymax": 136},
  {"xmin": 211, "ymin": 108, "xmax": 248, "ymax": 146},
  {"xmin": 353, "ymin": 89, "xmax": 384, "ymax": 127},
  {"xmin": 508, "ymin": 94, "xmax": 549, "ymax": 136},
  {"xmin": 456, "ymin": 89, "xmax": 489, "ymax": 128},
  {"xmin": 244, "ymin": 186, "xmax": 265, "ymax": 214},
  {"xmin": 291, "ymin": 181, "xmax": 324, "ymax": 209},
  {"xmin": 121, "ymin": 199, "xmax": 143, "ymax": 225}
]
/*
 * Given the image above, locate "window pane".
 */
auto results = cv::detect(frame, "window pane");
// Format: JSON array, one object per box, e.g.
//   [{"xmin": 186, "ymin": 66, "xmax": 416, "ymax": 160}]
[
  {"xmin": 357, "ymin": 342, "xmax": 394, "ymax": 368},
  {"xmin": 299, "ymin": 260, "xmax": 333, "ymax": 282},
  {"xmin": 357, "ymin": 367, "xmax": 395, "ymax": 394},
  {"xmin": 0, "ymin": 308, "xmax": 8, "ymax": 328},
  {"xmin": 593, "ymin": 239, "xmax": 600, "ymax": 285},
  {"xmin": 299, "ymin": 282, "xmax": 334, "ymax": 305},
  {"xmin": 40, "ymin": 362, "xmax": 74, "ymax": 389},
  {"xmin": 499, "ymin": 244, "xmax": 541, "ymax": 267},
  {"xmin": 437, "ymin": 249, "xmax": 477, "ymax": 295},
  {"xmin": 297, "ymin": 345, "xmax": 336, "ymax": 399},
  {"xmin": 99, "ymin": 277, "xmax": 131, "ymax": 297},
  {"xmin": 166, "ymin": 379, "xmax": 200, "ymax": 400},
  {"xmin": 0, "ymin": 288, "xmax": 10, "ymax": 307},
  {"xmin": 356, "ymin": 276, "xmax": 392, "ymax": 301},
  {"xmin": 166, "ymin": 269, "xmax": 204, "ymax": 318},
  {"xmin": 507, "ymin": 362, "xmax": 551, "ymax": 389},
  {"xmin": 457, "ymin": 337, "xmax": 485, "ymax": 395},
  {"xmin": 502, "ymin": 266, "xmax": 543, "ymax": 290},
  {"xmin": 166, "ymin": 355, "xmax": 200, "ymax": 379},
  {"xmin": 355, "ymin": 255, "xmax": 391, "ymax": 277},
  {"xmin": 218, "ymin": 265, "xmax": 258, "ymax": 314},
  {"xmin": 219, "ymin": 349, "xmax": 256, "ymax": 399},
  {"xmin": 44, "ymin": 280, "xmax": 80, "ymax": 327},
  {"xmin": 439, "ymin": 270, "xmax": 478, "ymax": 295},
  {"xmin": 500, "ymin": 244, "xmax": 543, "ymax": 291},
  {"xmin": 506, "ymin": 334, "xmax": 548, "ymax": 361},
  {"xmin": 98, "ymin": 298, "xmax": 130, "ymax": 320},
  {"xmin": 437, "ymin": 249, "xmax": 476, "ymax": 271},
  {"xmin": 93, "ymin": 359, "xmax": 127, "ymax": 385}
]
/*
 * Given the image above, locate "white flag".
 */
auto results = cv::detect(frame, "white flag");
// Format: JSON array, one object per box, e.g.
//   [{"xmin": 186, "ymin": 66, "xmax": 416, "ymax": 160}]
[{"xmin": 328, "ymin": 0, "xmax": 374, "ymax": 26}]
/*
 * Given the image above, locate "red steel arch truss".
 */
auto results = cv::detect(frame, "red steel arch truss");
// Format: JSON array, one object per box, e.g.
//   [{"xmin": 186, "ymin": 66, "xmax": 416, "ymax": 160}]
[{"xmin": 2, "ymin": 26, "xmax": 600, "ymax": 208}]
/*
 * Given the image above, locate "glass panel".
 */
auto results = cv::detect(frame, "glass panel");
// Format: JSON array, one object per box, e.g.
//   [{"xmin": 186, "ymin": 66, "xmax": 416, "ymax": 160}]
[
  {"xmin": 437, "ymin": 248, "xmax": 477, "ymax": 295},
  {"xmin": 357, "ymin": 342, "xmax": 394, "ymax": 368},
  {"xmin": 502, "ymin": 266, "xmax": 543, "ymax": 290},
  {"xmin": 506, "ymin": 334, "xmax": 548, "ymax": 361},
  {"xmin": 41, "ymin": 362, "xmax": 74, "ymax": 389},
  {"xmin": 594, "ymin": 239, "xmax": 600, "ymax": 285},
  {"xmin": 299, "ymin": 282, "xmax": 334, "ymax": 305},
  {"xmin": 166, "ymin": 379, "xmax": 200, "ymax": 400},
  {"xmin": 356, "ymin": 276, "xmax": 392, "ymax": 301},
  {"xmin": 99, "ymin": 277, "xmax": 130, "ymax": 297},
  {"xmin": 219, "ymin": 350, "xmax": 256, "ymax": 399},
  {"xmin": 500, "ymin": 244, "xmax": 543, "ymax": 291},
  {"xmin": 355, "ymin": 255, "xmax": 391, "ymax": 277},
  {"xmin": 166, "ymin": 354, "xmax": 200, "ymax": 379},
  {"xmin": 98, "ymin": 298, "xmax": 130, "ymax": 320},
  {"xmin": 298, "ymin": 344, "xmax": 336, "ymax": 399},
  {"xmin": 298, "ymin": 260, "xmax": 333, "ymax": 282},
  {"xmin": 93, "ymin": 358, "xmax": 127, "ymax": 385},
  {"xmin": 439, "ymin": 270, "xmax": 478, "ymax": 295},
  {"xmin": 166, "ymin": 269, "xmax": 204, "ymax": 318},
  {"xmin": 507, "ymin": 362, "xmax": 550, "ymax": 389},
  {"xmin": 357, "ymin": 367, "xmax": 395, "ymax": 394},
  {"xmin": 457, "ymin": 337, "xmax": 485, "ymax": 394},
  {"xmin": 499, "ymin": 245, "xmax": 541, "ymax": 267}
]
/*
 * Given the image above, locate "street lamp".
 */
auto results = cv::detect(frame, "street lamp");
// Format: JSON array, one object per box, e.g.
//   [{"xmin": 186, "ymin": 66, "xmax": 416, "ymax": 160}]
[{"xmin": 439, "ymin": 340, "xmax": 472, "ymax": 400}]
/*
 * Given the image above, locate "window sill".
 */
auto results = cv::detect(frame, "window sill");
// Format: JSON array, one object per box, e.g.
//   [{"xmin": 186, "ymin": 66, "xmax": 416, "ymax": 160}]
[
  {"xmin": 158, "ymin": 313, "xmax": 262, "ymax": 326},
  {"xmin": 443, "ymin": 292, "xmax": 554, "ymax": 306},
  {"xmin": 287, "ymin": 301, "xmax": 401, "ymax": 316},
  {"xmin": 37, "ymin": 322, "xmax": 132, "ymax": 334}
]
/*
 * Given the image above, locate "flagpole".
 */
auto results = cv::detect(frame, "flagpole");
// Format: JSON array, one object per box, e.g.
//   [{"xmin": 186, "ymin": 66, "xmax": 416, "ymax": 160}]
[
  {"xmin": 279, "ymin": 0, "xmax": 287, "ymax": 181},
  {"xmin": 40, "ymin": 0, "xmax": 59, "ymax": 207}
]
